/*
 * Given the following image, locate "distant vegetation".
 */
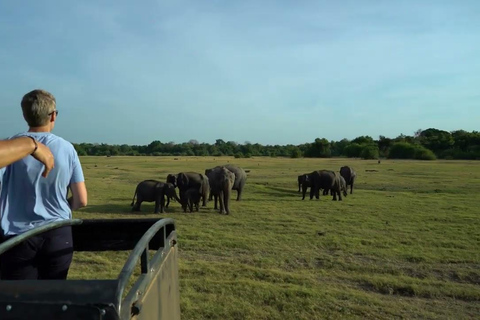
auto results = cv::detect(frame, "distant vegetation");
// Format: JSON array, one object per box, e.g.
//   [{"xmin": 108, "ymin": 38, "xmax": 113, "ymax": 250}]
[{"xmin": 72, "ymin": 128, "xmax": 480, "ymax": 160}]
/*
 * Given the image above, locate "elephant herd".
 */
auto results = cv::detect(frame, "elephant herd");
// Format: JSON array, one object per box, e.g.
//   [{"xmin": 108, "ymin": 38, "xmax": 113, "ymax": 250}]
[
  {"xmin": 130, "ymin": 164, "xmax": 247, "ymax": 215},
  {"xmin": 297, "ymin": 166, "xmax": 356, "ymax": 201}
]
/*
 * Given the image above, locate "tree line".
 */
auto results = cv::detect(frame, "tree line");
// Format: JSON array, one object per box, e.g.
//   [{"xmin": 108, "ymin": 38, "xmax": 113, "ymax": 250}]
[{"xmin": 72, "ymin": 128, "xmax": 480, "ymax": 160}]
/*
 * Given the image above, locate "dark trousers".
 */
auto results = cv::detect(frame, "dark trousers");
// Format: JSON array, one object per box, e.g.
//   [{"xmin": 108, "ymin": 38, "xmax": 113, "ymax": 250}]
[{"xmin": 0, "ymin": 226, "xmax": 73, "ymax": 280}]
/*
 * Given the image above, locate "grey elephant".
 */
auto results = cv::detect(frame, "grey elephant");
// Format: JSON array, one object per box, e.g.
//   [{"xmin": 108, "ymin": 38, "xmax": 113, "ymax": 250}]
[
  {"xmin": 299, "ymin": 173, "xmax": 313, "ymax": 200},
  {"xmin": 176, "ymin": 172, "xmax": 210, "ymax": 207},
  {"xmin": 205, "ymin": 164, "xmax": 247, "ymax": 201},
  {"xmin": 131, "ymin": 180, "xmax": 181, "ymax": 213},
  {"xmin": 300, "ymin": 173, "xmax": 330, "ymax": 200},
  {"xmin": 298, "ymin": 174, "xmax": 308, "ymax": 192},
  {"xmin": 340, "ymin": 166, "xmax": 356, "ymax": 194},
  {"xmin": 339, "ymin": 175, "xmax": 348, "ymax": 197},
  {"xmin": 166, "ymin": 173, "xmax": 177, "ymax": 187},
  {"xmin": 309, "ymin": 170, "xmax": 346, "ymax": 201},
  {"xmin": 182, "ymin": 188, "xmax": 202, "ymax": 213},
  {"xmin": 205, "ymin": 166, "xmax": 235, "ymax": 214}
]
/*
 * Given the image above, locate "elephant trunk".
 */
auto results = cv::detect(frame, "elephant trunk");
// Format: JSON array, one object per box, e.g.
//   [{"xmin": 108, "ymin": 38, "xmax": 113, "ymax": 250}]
[{"xmin": 173, "ymin": 191, "xmax": 181, "ymax": 203}]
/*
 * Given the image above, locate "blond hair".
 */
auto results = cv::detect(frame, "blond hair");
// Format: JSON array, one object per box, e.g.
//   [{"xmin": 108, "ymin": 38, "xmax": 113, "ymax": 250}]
[{"xmin": 21, "ymin": 89, "xmax": 56, "ymax": 127}]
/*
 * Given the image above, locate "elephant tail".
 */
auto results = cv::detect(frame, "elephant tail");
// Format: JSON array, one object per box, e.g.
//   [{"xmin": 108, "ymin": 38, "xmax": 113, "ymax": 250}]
[{"xmin": 131, "ymin": 188, "xmax": 137, "ymax": 206}]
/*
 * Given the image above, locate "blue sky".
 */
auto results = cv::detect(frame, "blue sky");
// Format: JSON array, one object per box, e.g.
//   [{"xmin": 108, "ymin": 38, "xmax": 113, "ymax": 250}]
[{"xmin": 0, "ymin": 1, "xmax": 478, "ymax": 145}]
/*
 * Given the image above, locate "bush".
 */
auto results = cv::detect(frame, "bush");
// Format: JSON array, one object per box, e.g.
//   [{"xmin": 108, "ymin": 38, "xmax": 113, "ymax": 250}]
[
  {"xmin": 360, "ymin": 145, "xmax": 379, "ymax": 159},
  {"xmin": 388, "ymin": 142, "xmax": 436, "ymax": 160},
  {"xmin": 344, "ymin": 143, "xmax": 363, "ymax": 158},
  {"xmin": 388, "ymin": 143, "xmax": 417, "ymax": 159},
  {"xmin": 290, "ymin": 149, "xmax": 302, "ymax": 158},
  {"xmin": 234, "ymin": 152, "xmax": 244, "ymax": 158},
  {"xmin": 415, "ymin": 148, "xmax": 436, "ymax": 160}
]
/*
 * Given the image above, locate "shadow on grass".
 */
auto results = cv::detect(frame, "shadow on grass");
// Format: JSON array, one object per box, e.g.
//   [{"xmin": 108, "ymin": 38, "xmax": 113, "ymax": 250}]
[
  {"xmin": 250, "ymin": 186, "xmax": 300, "ymax": 199},
  {"xmin": 80, "ymin": 203, "xmax": 185, "ymax": 214}
]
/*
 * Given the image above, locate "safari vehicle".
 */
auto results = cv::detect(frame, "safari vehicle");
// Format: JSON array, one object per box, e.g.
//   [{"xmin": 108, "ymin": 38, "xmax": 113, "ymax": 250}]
[{"xmin": 0, "ymin": 218, "xmax": 180, "ymax": 320}]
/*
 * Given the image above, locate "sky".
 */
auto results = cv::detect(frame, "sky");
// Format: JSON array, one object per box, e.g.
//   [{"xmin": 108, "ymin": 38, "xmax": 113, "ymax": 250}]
[{"xmin": 0, "ymin": 1, "xmax": 478, "ymax": 145}]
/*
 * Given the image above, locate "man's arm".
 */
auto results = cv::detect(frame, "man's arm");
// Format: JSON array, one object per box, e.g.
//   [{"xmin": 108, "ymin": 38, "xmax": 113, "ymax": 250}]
[
  {"xmin": 68, "ymin": 182, "xmax": 88, "ymax": 210},
  {"xmin": 0, "ymin": 137, "xmax": 54, "ymax": 176}
]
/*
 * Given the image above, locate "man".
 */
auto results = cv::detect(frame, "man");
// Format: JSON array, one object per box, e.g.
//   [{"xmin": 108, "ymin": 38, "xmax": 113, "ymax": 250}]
[
  {"xmin": 0, "ymin": 136, "xmax": 54, "ymax": 173},
  {"xmin": 0, "ymin": 89, "xmax": 87, "ymax": 280}
]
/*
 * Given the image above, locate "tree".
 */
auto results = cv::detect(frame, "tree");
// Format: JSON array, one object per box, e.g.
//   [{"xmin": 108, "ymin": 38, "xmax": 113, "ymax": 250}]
[
  {"xmin": 418, "ymin": 128, "xmax": 454, "ymax": 155},
  {"xmin": 360, "ymin": 145, "xmax": 379, "ymax": 159},
  {"xmin": 147, "ymin": 140, "xmax": 163, "ymax": 153},
  {"xmin": 304, "ymin": 138, "xmax": 331, "ymax": 158},
  {"xmin": 378, "ymin": 135, "xmax": 393, "ymax": 157},
  {"xmin": 290, "ymin": 148, "xmax": 302, "ymax": 158},
  {"xmin": 388, "ymin": 142, "xmax": 436, "ymax": 160},
  {"xmin": 330, "ymin": 138, "xmax": 350, "ymax": 156},
  {"xmin": 188, "ymin": 139, "xmax": 199, "ymax": 145},
  {"xmin": 344, "ymin": 143, "xmax": 363, "ymax": 158},
  {"xmin": 351, "ymin": 135, "xmax": 374, "ymax": 145}
]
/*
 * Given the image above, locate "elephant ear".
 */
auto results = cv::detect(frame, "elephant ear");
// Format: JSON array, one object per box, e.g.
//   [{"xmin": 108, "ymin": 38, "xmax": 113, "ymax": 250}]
[{"xmin": 179, "ymin": 173, "xmax": 189, "ymax": 186}]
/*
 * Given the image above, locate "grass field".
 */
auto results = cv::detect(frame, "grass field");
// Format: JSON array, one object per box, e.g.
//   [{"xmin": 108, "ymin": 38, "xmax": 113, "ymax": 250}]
[{"xmin": 68, "ymin": 156, "xmax": 480, "ymax": 319}]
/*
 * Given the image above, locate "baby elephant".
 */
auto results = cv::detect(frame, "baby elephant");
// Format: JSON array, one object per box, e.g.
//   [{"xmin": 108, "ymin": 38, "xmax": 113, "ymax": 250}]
[
  {"xmin": 131, "ymin": 180, "xmax": 180, "ymax": 213},
  {"xmin": 182, "ymin": 188, "xmax": 202, "ymax": 213}
]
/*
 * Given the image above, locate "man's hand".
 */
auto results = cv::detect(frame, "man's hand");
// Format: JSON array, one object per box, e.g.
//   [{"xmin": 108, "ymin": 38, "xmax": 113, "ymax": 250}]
[{"xmin": 32, "ymin": 141, "xmax": 54, "ymax": 177}]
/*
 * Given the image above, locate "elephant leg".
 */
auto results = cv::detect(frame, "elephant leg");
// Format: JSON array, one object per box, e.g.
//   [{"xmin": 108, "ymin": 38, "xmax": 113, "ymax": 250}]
[
  {"xmin": 309, "ymin": 186, "xmax": 315, "ymax": 200},
  {"xmin": 132, "ymin": 201, "xmax": 140, "ymax": 211},
  {"xmin": 350, "ymin": 183, "xmax": 354, "ymax": 194},
  {"xmin": 236, "ymin": 180, "xmax": 245, "ymax": 201},
  {"xmin": 332, "ymin": 188, "xmax": 341, "ymax": 201},
  {"xmin": 165, "ymin": 196, "xmax": 170, "ymax": 208},
  {"xmin": 202, "ymin": 193, "xmax": 207, "ymax": 207},
  {"xmin": 161, "ymin": 196, "xmax": 166, "ymax": 212},
  {"xmin": 302, "ymin": 186, "xmax": 307, "ymax": 200},
  {"xmin": 214, "ymin": 194, "xmax": 219, "ymax": 209},
  {"xmin": 224, "ymin": 190, "xmax": 230, "ymax": 215},
  {"xmin": 179, "ymin": 189, "xmax": 186, "ymax": 206},
  {"xmin": 218, "ymin": 191, "xmax": 226, "ymax": 214},
  {"xmin": 132, "ymin": 198, "xmax": 142, "ymax": 211}
]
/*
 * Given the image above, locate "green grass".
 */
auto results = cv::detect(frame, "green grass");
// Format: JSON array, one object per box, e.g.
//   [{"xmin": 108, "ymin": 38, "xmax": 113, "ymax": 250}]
[{"xmin": 69, "ymin": 156, "xmax": 480, "ymax": 319}]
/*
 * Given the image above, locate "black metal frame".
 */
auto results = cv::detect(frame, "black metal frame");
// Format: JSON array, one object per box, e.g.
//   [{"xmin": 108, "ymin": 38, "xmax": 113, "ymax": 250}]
[{"xmin": 0, "ymin": 218, "xmax": 177, "ymax": 320}]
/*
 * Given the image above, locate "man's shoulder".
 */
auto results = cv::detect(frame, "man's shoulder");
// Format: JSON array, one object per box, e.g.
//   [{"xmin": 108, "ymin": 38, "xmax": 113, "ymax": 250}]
[{"xmin": 48, "ymin": 134, "xmax": 74, "ymax": 147}]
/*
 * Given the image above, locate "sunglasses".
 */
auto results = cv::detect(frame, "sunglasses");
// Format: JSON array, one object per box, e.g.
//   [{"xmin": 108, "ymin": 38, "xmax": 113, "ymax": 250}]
[{"xmin": 49, "ymin": 110, "xmax": 59, "ymax": 116}]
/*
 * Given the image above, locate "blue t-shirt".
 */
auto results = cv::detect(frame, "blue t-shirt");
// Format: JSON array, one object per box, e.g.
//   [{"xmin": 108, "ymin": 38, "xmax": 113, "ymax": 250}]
[{"xmin": 0, "ymin": 132, "xmax": 85, "ymax": 236}]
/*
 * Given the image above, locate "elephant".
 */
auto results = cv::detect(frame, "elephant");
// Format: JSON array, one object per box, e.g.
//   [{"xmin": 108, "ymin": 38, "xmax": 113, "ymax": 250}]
[
  {"xmin": 131, "ymin": 180, "xmax": 181, "ymax": 213},
  {"xmin": 309, "ymin": 170, "xmax": 345, "ymax": 201},
  {"xmin": 166, "ymin": 173, "xmax": 177, "ymax": 187},
  {"xmin": 299, "ymin": 173, "xmax": 312, "ymax": 200},
  {"xmin": 339, "ymin": 175, "xmax": 348, "ymax": 197},
  {"xmin": 205, "ymin": 166, "xmax": 235, "ymax": 214},
  {"xmin": 300, "ymin": 173, "xmax": 330, "ymax": 200},
  {"xmin": 205, "ymin": 164, "xmax": 247, "ymax": 201},
  {"xmin": 298, "ymin": 174, "xmax": 309, "ymax": 192},
  {"xmin": 182, "ymin": 187, "xmax": 202, "ymax": 213},
  {"xmin": 176, "ymin": 172, "xmax": 209, "ymax": 207},
  {"xmin": 340, "ymin": 166, "xmax": 356, "ymax": 194}
]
